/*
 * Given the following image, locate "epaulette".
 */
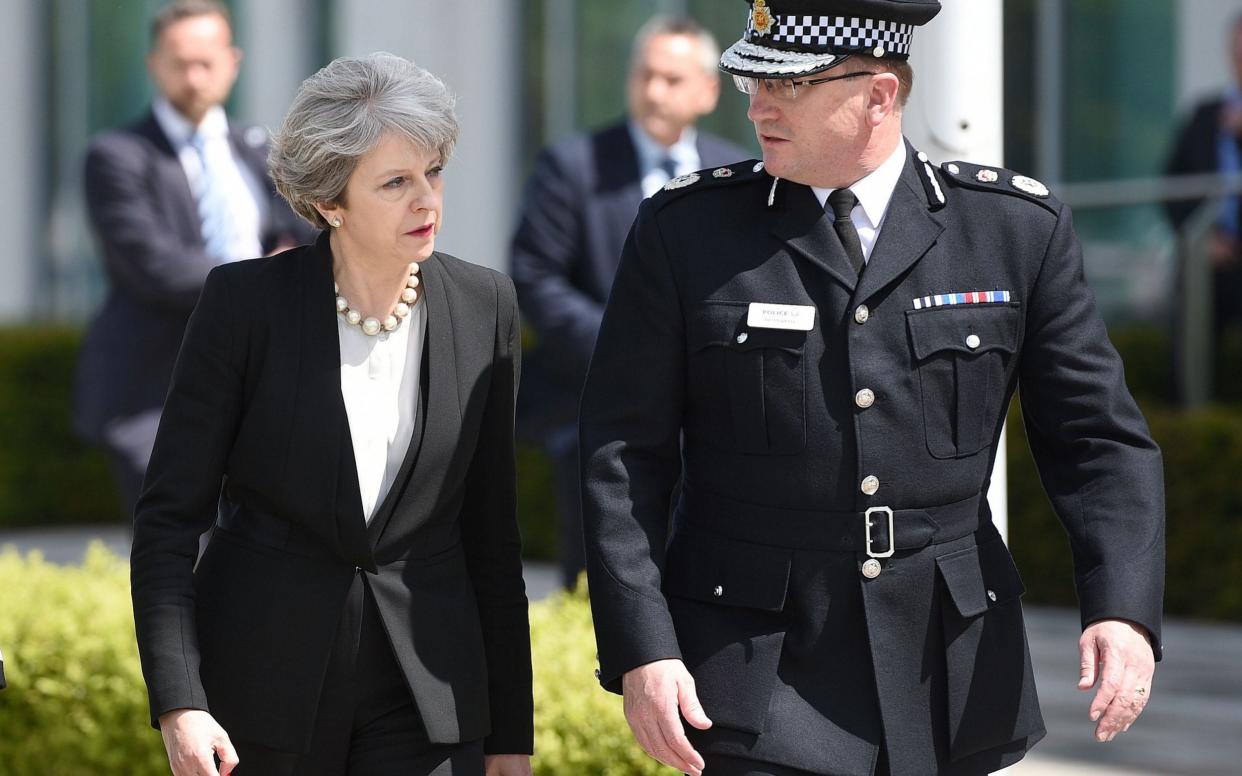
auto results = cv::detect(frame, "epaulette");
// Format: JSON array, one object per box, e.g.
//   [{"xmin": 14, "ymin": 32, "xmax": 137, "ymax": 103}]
[
  {"xmin": 937, "ymin": 160, "xmax": 1060, "ymax": 214},
  {"xmin": 649, "ymin": 159, "xmax": 768, "ymax": 211}
]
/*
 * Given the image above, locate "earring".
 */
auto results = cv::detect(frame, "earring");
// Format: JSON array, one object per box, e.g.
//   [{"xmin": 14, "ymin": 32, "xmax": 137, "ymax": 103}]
[{"xmin": 331, "ymin": 218, "xmax": 342, "ymax": 228}]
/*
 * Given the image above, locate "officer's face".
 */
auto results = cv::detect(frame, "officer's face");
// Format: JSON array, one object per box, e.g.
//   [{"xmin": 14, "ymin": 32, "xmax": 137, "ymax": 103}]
[
  {"xmin": 147, "ymin": 13, "xmax": 241, "ymax": 125},
  {"xmin": 746, "ymin": 68, "xmax": 892, "ymax": 187},
  {"xmin": 627, "ymin": 33, "xmax": 721, "ymax": 147}
]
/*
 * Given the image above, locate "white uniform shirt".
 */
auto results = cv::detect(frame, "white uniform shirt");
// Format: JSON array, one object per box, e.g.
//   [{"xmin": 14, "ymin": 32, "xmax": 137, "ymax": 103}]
[
  {"xmin": 338, "ymin": 298, "xmax": 427, "ymax": 521},
  {"xmin": 812, "ymin": 141, "xmax": 908, "ymax": 263}
]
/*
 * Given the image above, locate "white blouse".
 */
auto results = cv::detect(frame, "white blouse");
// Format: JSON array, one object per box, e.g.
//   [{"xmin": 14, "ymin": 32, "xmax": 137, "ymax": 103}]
[{"xmin": 337, "ymin": 298, "xmax": 427, "ymax": 522}]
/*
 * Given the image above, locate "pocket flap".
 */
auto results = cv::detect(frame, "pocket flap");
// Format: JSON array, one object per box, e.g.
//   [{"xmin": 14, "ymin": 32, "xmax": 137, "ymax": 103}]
[
  {"xmin": 936, "ymin": 540, "xmax": 1026, "ymax": 617},
  {"xmin": 907, "ymin": 305, "xmax": 1020, "ymax": 360},
  {"xmin": 664, "ymin": 530, "xmax": 791, "ymax": 611},
  {"xmin": 689, "ymin": 302, "xmax": 808, "ymax": 353}
]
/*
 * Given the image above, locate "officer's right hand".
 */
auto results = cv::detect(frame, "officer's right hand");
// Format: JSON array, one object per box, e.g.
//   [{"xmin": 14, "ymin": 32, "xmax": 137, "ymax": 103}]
[
  {"xmin": 158, "ymin": 708, "xmax": 239, "ymax": 776},
  {"xmin": 622, "ymin": 659, "xmax": 713, "ymax": 776}
]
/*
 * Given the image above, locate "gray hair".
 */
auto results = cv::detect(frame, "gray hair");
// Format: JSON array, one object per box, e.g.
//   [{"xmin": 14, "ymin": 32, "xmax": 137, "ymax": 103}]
[
  {"xmin": 630, "ymin": 16, "xmax": 720, "ymax": 76},
  {"xmin": 268, "ymin": 52, "xmax": 459, "ymax": 229}
]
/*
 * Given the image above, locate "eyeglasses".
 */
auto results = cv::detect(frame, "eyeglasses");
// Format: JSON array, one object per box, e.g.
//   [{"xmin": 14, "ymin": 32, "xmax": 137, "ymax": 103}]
[{"xmin": 733, "ymin": 71, "xmax": 872, "ymax": 101}]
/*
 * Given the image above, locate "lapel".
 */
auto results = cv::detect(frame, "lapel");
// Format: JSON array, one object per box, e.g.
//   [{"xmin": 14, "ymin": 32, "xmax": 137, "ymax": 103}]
[
  {"xmin": 594, "ymin": 125, "xmax": 645, "ymax": 274},
  {"xmin": 137, "ymin": 113, "xmax": 203, "ymax": 243},
  {"xmin": 366, "ymin": 253, "xmax": 462, "ymax": 546},
  {"xmin": 286, "ymin": 232, "xmax": 374, "ymax": 569},
  {"xmin": 855, "ymin": 146, "xmax": 945, "ymax": 302},
  {"xmin": 771, "ymin": 182, "xmax": 858, "ymax": 293}
]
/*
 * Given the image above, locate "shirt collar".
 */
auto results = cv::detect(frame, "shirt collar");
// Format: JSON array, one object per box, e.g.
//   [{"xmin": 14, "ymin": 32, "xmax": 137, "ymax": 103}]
[
  {"xmin": 627, "ymin": 119, "xmax": 700, "ymax": 173},
  {"xmin": 152, "ymin": 97, "xmax": 231, "ymax": 148},
  {"xmin": 812, "ymin": 141, "xmax": 907, "ymax": 227}
]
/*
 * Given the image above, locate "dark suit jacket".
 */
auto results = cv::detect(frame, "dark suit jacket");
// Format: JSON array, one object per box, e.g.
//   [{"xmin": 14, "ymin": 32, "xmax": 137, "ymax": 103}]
[
  {"xmin": 1164, "ymin": 97, "xmax": 1236, "ymax": 230},
  {"xmin": 581, "ymin": 147, "xmax": 1165, "ymax": 775},
  {"xmin": 510, "ymin": 121, "xmax": 749, "ymax": 442},
  {"xmin": 130, "ymin": 233, "xmax": 533, "ymax": 755},
  {"xmin": 74, "ymin": 110, "xmax": 310, "ymax": 444}
]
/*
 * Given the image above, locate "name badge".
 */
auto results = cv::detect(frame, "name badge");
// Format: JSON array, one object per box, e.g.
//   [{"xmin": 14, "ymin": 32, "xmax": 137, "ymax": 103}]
[{"xmin": 747, "ymin": 303, "xmax": 816, "ymax": 331}]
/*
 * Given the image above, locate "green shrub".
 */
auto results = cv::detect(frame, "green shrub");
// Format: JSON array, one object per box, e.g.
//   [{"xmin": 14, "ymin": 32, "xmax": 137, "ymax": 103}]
[
  {"xmin": 0, "ymin": 328, "xmax": 122, "ymax": 527},
  {"xmin": 0, "ymin": 545, "xmax": 670, "ymax": 775},
  {"xmin": 0, "ymin": 544, "xmax": 166, "ymax": 775},
  {"xmin": 530, "ymin": 584, "xmax": 673, "ymax": 775}
]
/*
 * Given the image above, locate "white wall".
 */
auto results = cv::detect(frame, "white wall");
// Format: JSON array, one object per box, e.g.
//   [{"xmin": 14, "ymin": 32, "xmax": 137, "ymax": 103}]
[
  {"xmin": 237, "ymin": 0, "xmax": 318, "ymax": 132},
  {"xmin": 0, "ymin": 0, "xmax": 40, "ymax": 321},
  {"xmin": 1177, "ymin": 0, "xmax": 1242, "ymax": 110},
  {"xmin": 334, "ymin": 0, "xmax": 520, "ymax": 272}
]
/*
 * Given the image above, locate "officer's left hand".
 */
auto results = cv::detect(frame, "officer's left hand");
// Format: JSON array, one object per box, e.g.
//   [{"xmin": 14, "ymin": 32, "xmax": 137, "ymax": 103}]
[{"xmin": 1077, "ymin": 619, "xmax": 1155, "ymax": 742}]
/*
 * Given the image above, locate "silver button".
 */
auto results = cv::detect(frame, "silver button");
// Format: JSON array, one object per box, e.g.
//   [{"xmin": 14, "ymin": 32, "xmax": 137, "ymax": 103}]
[
  {"xmin": 946, "ymin": 163, "xmax": 961, "ymax": 175},
  {"xmin": 736, "ymin": 332, "xmax": 749, "ymax": 344},
  {"xmin": 713, "ymin": 585, "xmax": 724, "ymax": 597},
  {"xmin": 854, "ymin": 305, "xmax": 870, "ymax": 324},
  {"xmin": 966, "ymin": 334, "xmax": 981, "ymax": 349},
  {"xmin": 861, "ymin": 559, "xmax": 883, "ymax": 579},
  {"xmin": 855, "ymin": 389, "xmax": 875, "ymax": 409},
  {"xmin": 987, "ymin": 590, "xmax": 998, "ymax": 602},
  {"xmin": 861, "ymin": 475, "xmax": 880, "ymax": 496}
]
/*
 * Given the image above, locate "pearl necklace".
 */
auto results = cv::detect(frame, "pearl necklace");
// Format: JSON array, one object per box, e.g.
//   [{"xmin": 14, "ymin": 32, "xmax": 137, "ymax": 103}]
[{"xmin": 334, "ymin": 262, "xmax": 421, "ymax": 336}]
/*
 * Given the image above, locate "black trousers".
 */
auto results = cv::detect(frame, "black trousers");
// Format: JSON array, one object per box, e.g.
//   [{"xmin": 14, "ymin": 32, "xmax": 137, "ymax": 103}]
[
  {"xmin": 233, "ymin": 572, "xmax": 484, "ymax": 775},
  {"xmin": 702, "ymin": 752, "xmax": 887, "ymax": 776},
  {"xmin": 551, "ymin": 441, "xmax": 586, "ymax": 589}
]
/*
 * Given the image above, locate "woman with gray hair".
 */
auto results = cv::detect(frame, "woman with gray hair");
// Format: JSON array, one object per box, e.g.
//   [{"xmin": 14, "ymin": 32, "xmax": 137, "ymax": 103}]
[{"xmin": 130, "ymin": 53, "xmax": 533, "ymax": 776}]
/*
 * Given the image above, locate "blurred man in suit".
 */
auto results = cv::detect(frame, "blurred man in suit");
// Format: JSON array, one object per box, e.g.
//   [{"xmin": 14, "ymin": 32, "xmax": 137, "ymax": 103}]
[
  {"xmin": 510, "ymin": 16, "xmax": 748, "ymax": 589},
  {"xmin": 75, "ymin": 0, "xmax": 309, "ymax": 516},
  {"xmin": 1166, "ymin": 12, "xmax": 1242, "ymax": 392}
]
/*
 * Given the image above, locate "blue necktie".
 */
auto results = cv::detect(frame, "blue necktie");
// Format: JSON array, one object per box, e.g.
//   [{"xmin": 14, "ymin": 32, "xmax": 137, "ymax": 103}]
[
  {"xmin": 659, "ymin": 155, "xmax": 678, "ymax": 181},
  {"xmin": 189, "ymin": 133, "xmax": 241, "ymax": 261}
]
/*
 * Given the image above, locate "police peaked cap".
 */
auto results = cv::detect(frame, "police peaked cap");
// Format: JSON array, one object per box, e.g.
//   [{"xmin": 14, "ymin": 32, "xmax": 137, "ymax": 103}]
[{"xmin": 720, "ymin": 0, "xmax": 942, "ymax": 78}]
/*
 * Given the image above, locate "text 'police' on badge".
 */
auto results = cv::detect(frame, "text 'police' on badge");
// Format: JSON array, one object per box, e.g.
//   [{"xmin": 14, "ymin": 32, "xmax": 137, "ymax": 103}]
[{"xmin": 747, "ymin": 303, "xmax": 816, "ymax": 331}]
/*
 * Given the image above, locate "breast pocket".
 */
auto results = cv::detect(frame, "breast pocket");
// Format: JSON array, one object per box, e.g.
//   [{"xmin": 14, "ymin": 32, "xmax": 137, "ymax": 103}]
[
  {"xmin": 906, "ymin": 305, "xmax": 1020, "ymax": 459},
  {"xmin": 687, "ymin": 301, "xmax": 808, "ymax": 455}
]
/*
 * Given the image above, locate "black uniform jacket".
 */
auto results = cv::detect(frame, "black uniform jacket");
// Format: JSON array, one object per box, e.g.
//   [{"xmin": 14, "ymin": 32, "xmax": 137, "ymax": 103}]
[
  {"xmin": 130, "ymin": 233, "xmax": 533, "ymax": 755},
  {"xmin": 580, "ymin": 145, "xmax": 1165, "ymax": 776}
]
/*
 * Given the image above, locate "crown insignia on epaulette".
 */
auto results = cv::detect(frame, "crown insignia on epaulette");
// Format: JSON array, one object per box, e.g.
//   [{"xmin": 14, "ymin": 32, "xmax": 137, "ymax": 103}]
[{"xmin": 663, "ymin": 173, "xmax": 700, "ymax": 191}]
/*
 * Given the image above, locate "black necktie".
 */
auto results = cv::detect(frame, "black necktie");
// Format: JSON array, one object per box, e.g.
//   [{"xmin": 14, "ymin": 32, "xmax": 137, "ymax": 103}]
[{"xmin": 827, "ymin": 188, "xmax": 865, "ymax": 275}]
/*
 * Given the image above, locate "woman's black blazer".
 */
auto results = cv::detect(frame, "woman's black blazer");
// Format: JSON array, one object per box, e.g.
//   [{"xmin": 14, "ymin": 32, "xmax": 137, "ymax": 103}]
[{"xmin": 130, "ymin": 232, "xmax": 533, "ymax": 755}]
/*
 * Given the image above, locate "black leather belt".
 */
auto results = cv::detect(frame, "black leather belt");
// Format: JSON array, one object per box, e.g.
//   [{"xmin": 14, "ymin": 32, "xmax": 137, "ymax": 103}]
[{"xmin": 678, "ymin": 486, "xmax": 989, "ymax": 555}]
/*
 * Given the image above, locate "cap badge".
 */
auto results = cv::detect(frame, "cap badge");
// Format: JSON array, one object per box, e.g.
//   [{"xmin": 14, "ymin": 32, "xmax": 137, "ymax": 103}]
[
  {"xmin": 976, "ymin": 169, "xmax": 999, "ymax": 184},
  {"xmin": 751, "ymin": 0, "xmax": 775, "ymax": 37},
  {"xmin": 712, "ymin": 167, "xmax": 734, "ymax": 179},
  {"xmin": 1011, "ymin": 175, "xmax": 1050, "ymax": 198},
  {"xmin": 663, "ymin": 172, "xmax": 701, "ymax": 191}
]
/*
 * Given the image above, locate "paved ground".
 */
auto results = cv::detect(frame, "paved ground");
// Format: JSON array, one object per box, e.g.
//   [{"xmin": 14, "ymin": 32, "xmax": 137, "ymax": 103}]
[{"xmin": 4, "ymin": 525, "xmax": 1238, "ymax": 775}]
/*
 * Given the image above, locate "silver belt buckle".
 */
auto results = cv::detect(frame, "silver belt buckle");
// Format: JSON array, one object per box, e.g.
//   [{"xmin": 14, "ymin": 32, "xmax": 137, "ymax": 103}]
[{"xmin": 864, "ymin": 506, "xmax": 895, "ymax": 558}]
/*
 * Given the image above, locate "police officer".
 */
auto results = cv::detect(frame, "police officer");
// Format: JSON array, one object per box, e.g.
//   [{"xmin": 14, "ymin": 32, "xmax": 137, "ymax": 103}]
[{"xmin": 579, "ymin": 2, "xmax": 1165, "ymax": 775}]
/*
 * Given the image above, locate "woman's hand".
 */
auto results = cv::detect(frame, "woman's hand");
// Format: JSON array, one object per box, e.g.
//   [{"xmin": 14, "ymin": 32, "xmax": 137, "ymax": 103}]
[
  {"xmin": 484, "ymin": 753, "xmax": 532, "ymax": 776},
  {"xmin": 158, "ymin": 708, "xmax": 239, "ymax": 776}
]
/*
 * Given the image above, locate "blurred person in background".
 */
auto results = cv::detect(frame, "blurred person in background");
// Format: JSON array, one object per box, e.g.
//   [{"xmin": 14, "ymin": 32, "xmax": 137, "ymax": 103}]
[
  {"xmin": 74, "ymin": 0, "xmax": 309, "ymax": 517},
  {"xmin": 509, "ymin": 16, "xmax": 747, "ymax": 590},
  {"xmin": 1166, "ymin": 11, "xmax": 1242, "ymax": 385},
  {"xmin": 130, "ymin": 53, "xmax": 532, "ymax": 776},
  {"xmin": 581, "ymin": 1, "xmax": 1165, "ymax": 774}
]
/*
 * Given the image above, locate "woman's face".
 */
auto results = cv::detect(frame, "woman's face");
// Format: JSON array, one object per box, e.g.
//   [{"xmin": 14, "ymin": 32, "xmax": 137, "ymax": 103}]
[{"xmin": 322, "ymin": 132, "xmax": 444, "ymax": 265}]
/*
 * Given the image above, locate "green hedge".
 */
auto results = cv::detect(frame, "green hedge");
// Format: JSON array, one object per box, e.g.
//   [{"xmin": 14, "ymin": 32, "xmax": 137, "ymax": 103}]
[
  {"xmin": 0, "ymin": 328, "xmax": 121, "ymax": 525},
  {"xmin": 2, "ymin": 325, "xmax": 1241, "ymax": 619},
  {"xmin": 0, "ymin": 545, "xmax": 670, "ymax": 776}
]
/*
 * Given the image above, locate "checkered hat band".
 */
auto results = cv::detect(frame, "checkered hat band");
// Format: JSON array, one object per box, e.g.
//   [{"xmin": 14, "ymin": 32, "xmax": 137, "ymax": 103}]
[{"xmin": 750, "ymin": 15, "xmax": 914, "ymax": 55}]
